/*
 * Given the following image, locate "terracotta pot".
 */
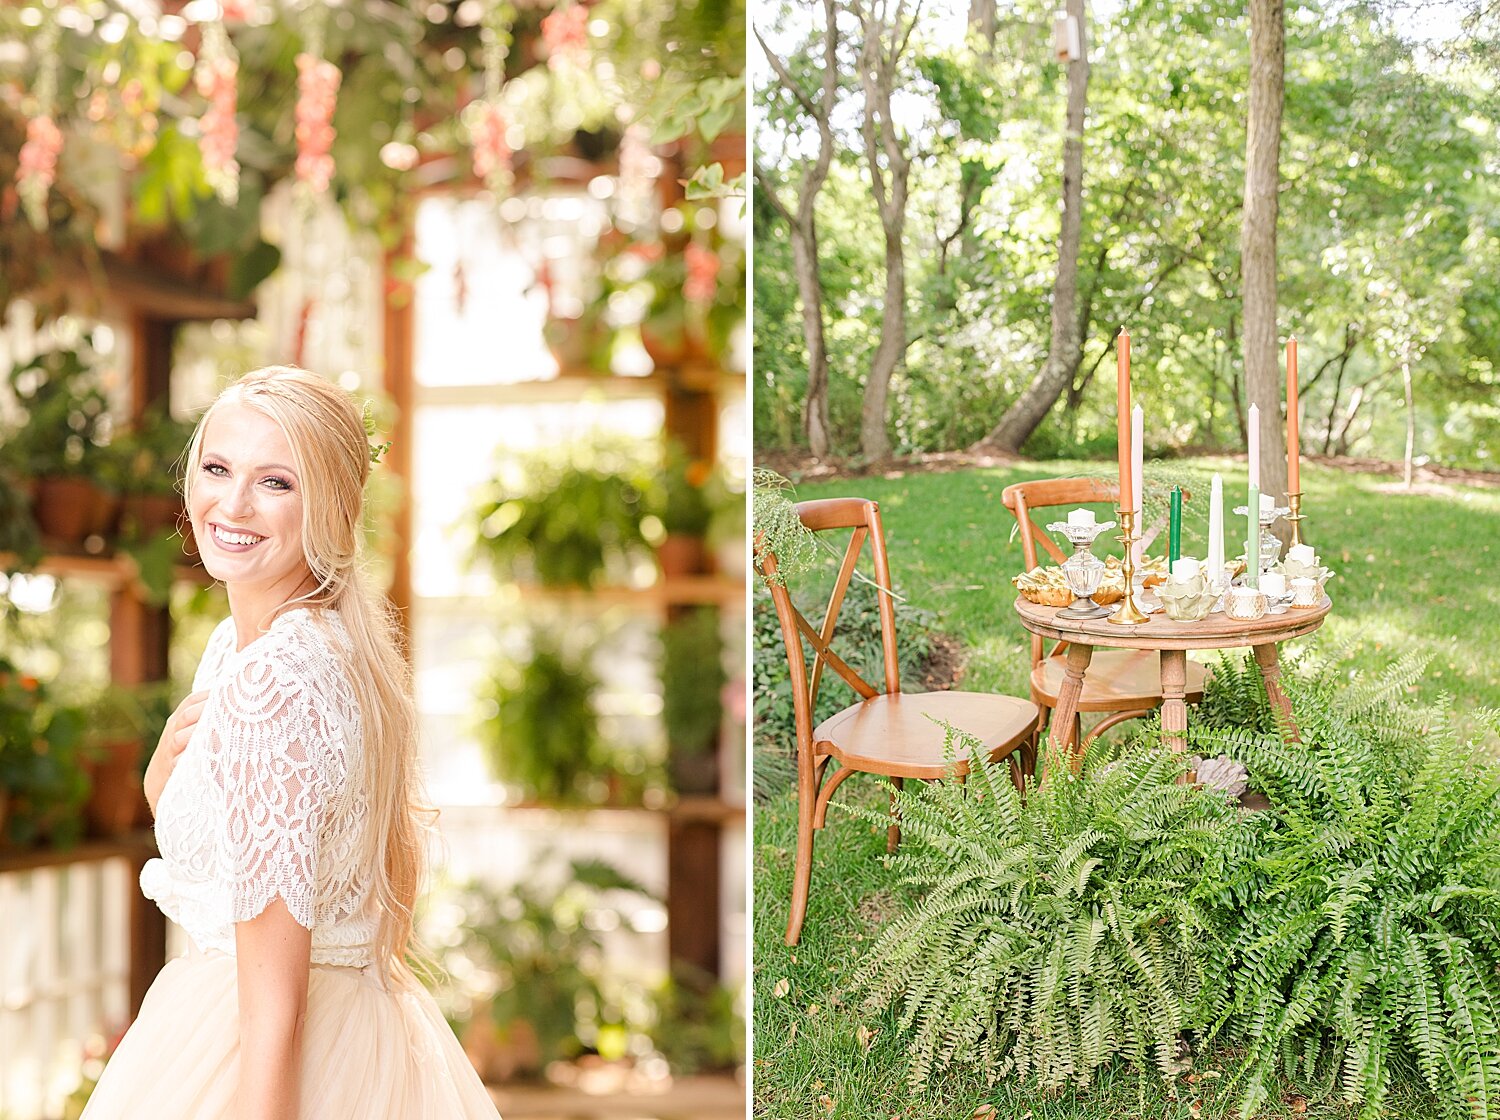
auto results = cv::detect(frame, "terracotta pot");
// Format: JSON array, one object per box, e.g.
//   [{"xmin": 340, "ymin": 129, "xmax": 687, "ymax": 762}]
[
  {"xmin": 121, "ymin": 493, "xmax": 185, "ymax": 537},
  {"xmin": 84, "ymin": 738, "xmax": 146, "ymax": 838},
  {"xmin": 640, "ymin": 326, "xmax": 710, "ymax": 370},
  {"xmin": 33, "ymin": 476, "xmax": 119, "ymax": 545},
  {"xmin": 657, "ymin": 535, "xmax": 706, "ymax": 579}
]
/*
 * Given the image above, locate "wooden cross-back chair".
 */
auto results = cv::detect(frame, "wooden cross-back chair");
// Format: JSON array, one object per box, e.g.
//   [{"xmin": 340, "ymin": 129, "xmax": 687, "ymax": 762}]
[
  {"xmin": 758, "ymin": 497, "xmax": 1038, "ymax": 946},
  {"xmin": 1000, "ymin": 477, "xmax": 1207, "ymax": 748}
]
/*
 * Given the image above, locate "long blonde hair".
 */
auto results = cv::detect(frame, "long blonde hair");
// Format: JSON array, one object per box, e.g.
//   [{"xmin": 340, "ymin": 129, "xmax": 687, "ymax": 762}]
[{"xmin": 182, "ymin": 365, "xmax": 430, "ymax": 986}]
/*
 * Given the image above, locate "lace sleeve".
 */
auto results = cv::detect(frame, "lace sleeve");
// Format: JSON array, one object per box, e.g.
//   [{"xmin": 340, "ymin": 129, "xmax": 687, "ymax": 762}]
[{"xmin": 204, "ymin": 643, "xmax": 346, "ymax": 930}]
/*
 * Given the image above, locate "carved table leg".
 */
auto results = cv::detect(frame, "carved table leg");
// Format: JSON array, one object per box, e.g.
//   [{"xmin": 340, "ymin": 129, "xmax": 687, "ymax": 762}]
[
  {"xmin": 1051, "ymin": 642, "xmax": 1094, "ymax": 769},
  {"xmin": 1159, "ymin": 649, "xmax": 1189, "ymax": 755},
  {"xmin": 1252, "ymin": 642, "xmax": 1299, "ymax": 741}
]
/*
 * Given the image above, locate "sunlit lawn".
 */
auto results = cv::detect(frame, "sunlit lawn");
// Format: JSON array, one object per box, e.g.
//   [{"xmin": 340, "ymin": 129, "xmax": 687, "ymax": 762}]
[{"xmin": 751, "ymin": 458, "xmax": 1497, "ymax": 1120}]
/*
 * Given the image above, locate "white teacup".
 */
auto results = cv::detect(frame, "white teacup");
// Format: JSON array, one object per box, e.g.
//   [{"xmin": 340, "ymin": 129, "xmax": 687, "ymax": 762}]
[
  {"xmin": 1225, "ymin": 586, "xmax": 1268, "ymax": 621},
  {"xmin": 1290, "ymin": 577, "xmax": 1321, "ymax": 607}
]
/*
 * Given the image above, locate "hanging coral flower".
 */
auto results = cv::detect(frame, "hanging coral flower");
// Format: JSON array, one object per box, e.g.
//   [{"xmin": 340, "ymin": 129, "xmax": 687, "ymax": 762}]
[
  {"xmin": 683, "ymin": 242, "xmax": 720, "ymax": 304},
  {"xmin": 219, "ymin": 0, "xmax": 255, "ymax": 21},
  {"xmin": 16, "ymin": 114, "xmax": 62, "ymax": 230},
  {"xmin": 294, "ymin": 53, "xmax": 341, "ymax": 194},
  {"xmin": 541, "ymin": 5, "xmax": 590, "ymax": 71},
  {"xmin": 194, "ymin": 22, "xmax": 240, "ymax": 205},
  {"xmin": 468, "ymin": 100, "xmax": 512, "ymax": 191}
]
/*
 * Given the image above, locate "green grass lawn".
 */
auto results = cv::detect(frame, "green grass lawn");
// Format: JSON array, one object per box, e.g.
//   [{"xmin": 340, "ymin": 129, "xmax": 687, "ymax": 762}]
[{"xmin": 752, "ymin": 458, "xmax": 1499, "ymax": 1120}]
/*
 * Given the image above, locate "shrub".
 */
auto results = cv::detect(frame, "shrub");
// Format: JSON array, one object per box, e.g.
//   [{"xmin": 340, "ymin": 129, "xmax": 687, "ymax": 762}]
[
  {"xmin": 1191, "ymin": 651, "xmax": 1500, "ymax": 1119},
  {"xmin": 847, "ymin": 735, "xmax": 1240, "ymax": 1091}
]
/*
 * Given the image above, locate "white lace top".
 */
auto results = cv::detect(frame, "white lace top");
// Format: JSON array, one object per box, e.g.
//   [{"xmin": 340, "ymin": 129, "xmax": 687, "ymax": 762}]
[{"xmin": 140, "ymin": 607, "xmax": 377, "ymax": 968}]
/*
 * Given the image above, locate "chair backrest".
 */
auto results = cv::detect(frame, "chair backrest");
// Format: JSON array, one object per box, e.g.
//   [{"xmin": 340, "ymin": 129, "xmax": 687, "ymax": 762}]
[
  {"xmin": 1000, "ymin": 477, "xmax": 1120, "ymax": 665},
  {"xmin": 1000, "ymin": 476, "xmax": 1120, "ymax": 570},
  {"xmin": 756, "ymin": 497, "xmax": 900, "ymax": 759}
]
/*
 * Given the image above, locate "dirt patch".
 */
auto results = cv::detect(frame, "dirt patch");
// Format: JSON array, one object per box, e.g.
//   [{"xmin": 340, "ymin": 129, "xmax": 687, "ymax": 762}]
[
  {"xmin": 857, "ymin": 888, "xmax": 901, "ymax": 928},
  {"xmin": 756, "ymin": 448, "xmax": 1024, "ymax": 482},
  {"xmin": 757, "ymin": 450, "xmax": 1500, "ymax": 489},
  {"xmin": 918, "ymin": 632, "xmax": 967, "ymax": 692}
]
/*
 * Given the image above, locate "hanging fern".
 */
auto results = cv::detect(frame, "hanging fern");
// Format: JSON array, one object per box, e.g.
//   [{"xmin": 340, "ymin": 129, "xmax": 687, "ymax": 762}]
[
  {"xmin": 843, "ymin": 734, "xmax": 1243, "ymax": 1092},
  {"xmin": 1189, "ymin": 653, "xmax": 1500, "ymax": 1120}
]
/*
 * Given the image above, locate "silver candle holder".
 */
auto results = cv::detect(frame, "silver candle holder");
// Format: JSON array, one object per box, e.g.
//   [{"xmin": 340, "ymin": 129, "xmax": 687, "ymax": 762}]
[
  {"xmin": 1046, "ymin": 518, "xmax": 1116, "ymax": 620},
  {"xmin": 1233, "ymin": 501, "xmax": 1292, "ymax": 572}
]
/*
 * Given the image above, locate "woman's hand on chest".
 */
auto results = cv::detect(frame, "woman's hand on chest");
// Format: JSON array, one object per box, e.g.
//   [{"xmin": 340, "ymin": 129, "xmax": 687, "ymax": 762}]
[{"xmin": 144, "ymin": 689, "xmax": 212, "ymax": 816}]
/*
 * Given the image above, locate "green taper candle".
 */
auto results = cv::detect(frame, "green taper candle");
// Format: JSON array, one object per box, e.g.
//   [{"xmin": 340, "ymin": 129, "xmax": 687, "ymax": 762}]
[{"xmin": 1168, "ymin": 486, "xmax": 1182, "ymax": 563}]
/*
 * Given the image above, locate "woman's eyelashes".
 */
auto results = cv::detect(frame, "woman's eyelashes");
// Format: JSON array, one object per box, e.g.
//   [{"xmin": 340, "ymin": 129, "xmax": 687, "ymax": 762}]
[{"xmin": 201, "ymin": 461, "xmax": 294, "ymax": 492}]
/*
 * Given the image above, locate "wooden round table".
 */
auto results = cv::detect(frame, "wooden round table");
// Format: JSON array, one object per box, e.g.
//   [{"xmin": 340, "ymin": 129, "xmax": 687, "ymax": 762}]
[{"xmin": 1013, "ymin": 593, "xmax": 1332, "ymax": 758}]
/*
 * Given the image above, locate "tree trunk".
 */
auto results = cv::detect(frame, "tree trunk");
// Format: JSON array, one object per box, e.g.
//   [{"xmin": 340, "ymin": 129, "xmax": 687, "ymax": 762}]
[
  {"xmin": 854, "ymin": 0, "xmax": 916, "ymax": 464},
  {"xmin": 861, "ymin": 239, "xmax": 905, "ymax": 460},
  {"xmin": 792, "ymin": 229, "xmax": 832, "ymax": 457},
  {"xmin": 754, "ymin": 1, "xmax": 840, "ymax": 459},
  {"xmin": 974, "ymin": 0, "xmax": 1088, "ymax": 453},
  {"xmin": 1240, "ymin": 0, "xmax": 1288, "ymax": 526}
]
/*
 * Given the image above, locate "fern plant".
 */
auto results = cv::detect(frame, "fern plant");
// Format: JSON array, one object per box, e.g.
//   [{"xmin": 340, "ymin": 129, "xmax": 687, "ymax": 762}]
[
  {"xmin": 1190, "ymin": 652, "xmax": 1500, "ymax": 1119},
  {"xmin": 845, "ymin": 734, "xmax": 1242, "ymax": 1092}
]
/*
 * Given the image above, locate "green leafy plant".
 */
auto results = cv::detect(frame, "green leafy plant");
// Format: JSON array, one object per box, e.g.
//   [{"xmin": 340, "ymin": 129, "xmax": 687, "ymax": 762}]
[
  {"xmin": 847, "ymin": 735, "xmax": 1239, "ymax": 1092},
  {"xmin": 102, "ymin": 408, "xmax": 195, "ymax": 499},
  {"xmin": 1189, "ymin": 651, "xmax": 1500, "ymax": 1119},
  {"xmin": 0, "ymin": 469, "xmax": 40, "ymax": 563},
  {"xmin": 656, "ymin": 443, "xmax": 719, "ymax": 538},
  {"xmin": 425, "ymin": 856, "xmax": 659, "ymax": 1078},
  {"xmin": 472, "ymin": 446, "xmax": 653, "ymax": 588},
  {"xmin": 0, "ymin": 658, "xmax": 89, "ymax": 848},
  {"xmin": 0, "ymin": 342, "xmax": 111, "ymax": 479},
  {"xmin": 660, "ymin": 607, "xmax": 725, "ymax": 794},
  {"xmin": 476, "ymin": 633, "xmax": 610, "ymax": 805},
  {"xmin": 650, "ymin": 964, "xmax": 744, "ymax": 1075},
  {"xmin": 751, "ymin": 468, "xmax": 817, "ymax": 586}
]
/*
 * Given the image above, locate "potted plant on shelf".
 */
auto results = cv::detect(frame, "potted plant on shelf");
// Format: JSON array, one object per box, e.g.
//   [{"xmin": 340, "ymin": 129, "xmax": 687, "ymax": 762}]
[
  {"xmin": 0, "ymin": 343, "xmax": 117, "ymax": 547},
  {"xmin": 535, "ymin": 245, "xmax": 619, "ymax": 376},
  {"xmin": 78, "ymin": 684, "xmax": 151, "ymax": 838},
  {"xmin": 659, "ymin": 607, "xmax": 725, "ymax": 796},
  {"xmin": 426, "ymin": 856, "xmax": 657, "ymax": 1083},
  {"xmin": 477, "ymin": 633, "xmax": 612, "ymax": 806},
  {"xmin": 635, "ymin": 207, "xmax": 745, "ymax": 371},
  {"xmin": 106, "ymin": 407, "xmax": 194, "ymax": 535},
  {"xmin": 471, "ymin": 445, "xmax": 654, "ymax": 589},
  {"xmin": 650, "ymin": 964, "xmax": 744, "ymax": 1075},
  {"xmin": 653, "ymin": 443, "xmax": 718, "ymax": 578},
  {"xmin": 0, "ymin": 660, "xmax": 89, "ymax": 849}
]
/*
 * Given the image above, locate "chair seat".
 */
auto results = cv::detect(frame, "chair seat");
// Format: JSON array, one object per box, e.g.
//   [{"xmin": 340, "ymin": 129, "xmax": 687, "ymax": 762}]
[
  {"xmin": 1031, "ymin": 648, "xmax": 1207, "ymax": 711},
  {"xmin": 813, "ymin": 691, "xmax": 1038, "ymax": 780}
]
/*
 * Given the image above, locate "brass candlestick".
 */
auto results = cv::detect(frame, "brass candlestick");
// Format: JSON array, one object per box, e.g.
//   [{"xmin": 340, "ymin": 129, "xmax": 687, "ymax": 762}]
[
  {"xmin": 1286, "ymin": 491, "xmax": 1305, "ymax": 547},
  {"xmin": 1109, "ymin": 508, "xmax": 1149, "ymax": 626}
]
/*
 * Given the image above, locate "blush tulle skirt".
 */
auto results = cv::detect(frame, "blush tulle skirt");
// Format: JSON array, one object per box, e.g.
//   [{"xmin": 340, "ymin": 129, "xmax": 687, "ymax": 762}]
[{"xmin": 79, "ymin": 942, "xmax": 501, "ymax": 1118}]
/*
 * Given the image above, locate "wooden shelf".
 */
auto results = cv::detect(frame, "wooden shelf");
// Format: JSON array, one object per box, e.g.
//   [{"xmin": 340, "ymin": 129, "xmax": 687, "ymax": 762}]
[
  {"xmin": 506, "ymin": 576, "xmax": 744, "ymax": 609},
  {"xmin": 415, "ymin": 369, "xmax": 742, "ymax": 407},
  {"xmin": 0, "ymin": 549, "xmax": 213, "ymax": 590},
  {"xmin": 0, "ymin": 831, "xmax": 157, "ymax": 875}
]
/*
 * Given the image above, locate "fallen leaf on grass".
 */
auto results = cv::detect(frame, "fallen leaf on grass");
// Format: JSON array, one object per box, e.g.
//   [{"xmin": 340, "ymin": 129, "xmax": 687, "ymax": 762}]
[
  {"xmin": 819, "ymin": 1094, "xmax": 836, "ymax": 1114},
  {"xmin": 806, "ymin": 1003, "xmax": 819, "ymax": 1017},
  {"xmin": 972, "ymin": 1106, "xmax": 997, "ymax": 1120},
  {"xmin": 1189, "ymin": 1101, "xmax": 1202, "ymax": 1119},
  {"xmin": 855, "ymin": 1024, "xmax": 875, "ymax": 1051},
  {"xmin": 1288, "ymin": 1095, "xmax": 1307, "ymax": 1114},
  {"xmin": 773, "ymin": 978, "xmax": 790, "ymax": 998}
]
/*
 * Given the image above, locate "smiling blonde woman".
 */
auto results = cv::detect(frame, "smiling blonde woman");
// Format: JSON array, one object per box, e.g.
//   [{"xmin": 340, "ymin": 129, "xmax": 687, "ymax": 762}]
[{"xmin": 81, "ymin": 367, "xmax": 501, "ymax": 1120}]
